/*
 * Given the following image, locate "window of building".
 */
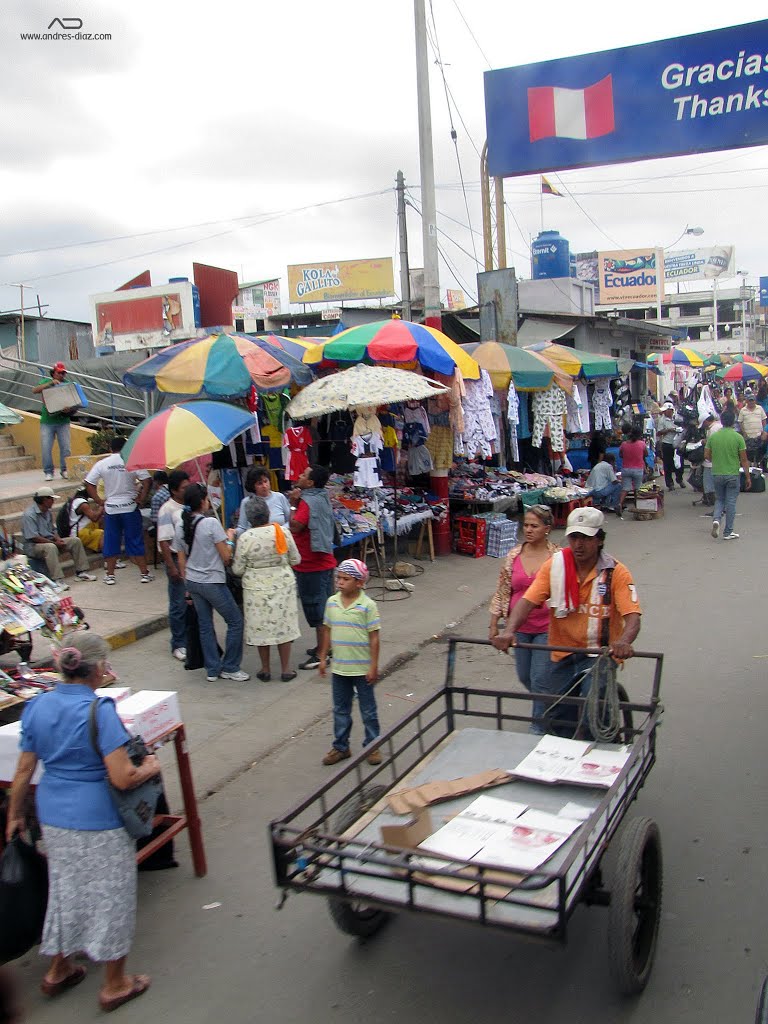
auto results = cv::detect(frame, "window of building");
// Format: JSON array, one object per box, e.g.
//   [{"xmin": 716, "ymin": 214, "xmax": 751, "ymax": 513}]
[{"xmin": 235, "ymin": 318, "xmax": 244, "ymax": 333}]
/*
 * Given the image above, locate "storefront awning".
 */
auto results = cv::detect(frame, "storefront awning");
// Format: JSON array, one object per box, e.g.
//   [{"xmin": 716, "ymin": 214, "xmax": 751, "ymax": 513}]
[{"xmin": 516, "ymin": 318, "xmax": 578, "ymax": 345}]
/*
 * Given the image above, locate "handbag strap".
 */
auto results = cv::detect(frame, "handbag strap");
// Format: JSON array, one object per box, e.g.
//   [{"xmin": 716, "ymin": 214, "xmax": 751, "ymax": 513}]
[{"xmin": 88, "ymin": 697, "xmax": 104, "ymax": 758}]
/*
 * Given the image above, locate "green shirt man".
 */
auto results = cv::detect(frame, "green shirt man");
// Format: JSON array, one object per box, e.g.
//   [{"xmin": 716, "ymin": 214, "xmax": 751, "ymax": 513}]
[{"xmin": 707, "ymin": 426, "xmax": 747, "ymax": 476}]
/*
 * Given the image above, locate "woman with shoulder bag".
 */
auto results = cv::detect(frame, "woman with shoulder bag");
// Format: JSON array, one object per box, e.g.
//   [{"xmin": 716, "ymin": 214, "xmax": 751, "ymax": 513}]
[
  {"xmin": 175, "ymin": 484, "xmax": 249, "ymax": 683},
  {"xmin": 5, "ymin": 633, "xmax": 159, "ymax": 1012}
]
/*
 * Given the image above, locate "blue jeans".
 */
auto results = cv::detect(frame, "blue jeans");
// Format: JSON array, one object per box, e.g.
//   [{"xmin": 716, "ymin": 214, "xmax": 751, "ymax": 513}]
[
  {"xmin": 185, "ymin": 579, "xmax": 244, "ymax": 676},
  {"xmin": 702, "ymin": 465, "xmax": 714, "ymax": 495},
  {"xmin": 167, "ymin": 561, "xmax": 187, "ymax": 651},
  {"xmin": 40, "ymin": 421, "xmax": 70, "ymax": 476},
  {"xmin": 546, "ymin": 654, "xmax": 597, "ymax": 736},
  {"xmin": 514, "ymin": 631, "xmax": 554, "ymax": 734},
  {"xmin": 712, "ymin": 474, "xmax": 740, "ymax": 535},
  {"xmin": 590, "ymin": 482, "xmax": 622, "ymax": 511},
  {"xmin": 331, "ymin": 673, "xmax": 380, "ymax": 752}
]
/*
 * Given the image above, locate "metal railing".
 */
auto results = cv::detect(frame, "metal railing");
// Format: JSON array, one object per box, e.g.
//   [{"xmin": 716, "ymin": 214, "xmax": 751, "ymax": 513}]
[{"xmin": 0, "ymin": 355, "xmax": 149, "ymax": 429}]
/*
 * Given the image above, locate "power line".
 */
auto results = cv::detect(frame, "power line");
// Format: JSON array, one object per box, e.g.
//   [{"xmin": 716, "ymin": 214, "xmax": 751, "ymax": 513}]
[
  {"xmin": 552, "ymin": 173, "xmax": 625, "ymax": 249},
  {"xmin": 450, "ymin": 0, "xmax": 492, "ymax": 69}
]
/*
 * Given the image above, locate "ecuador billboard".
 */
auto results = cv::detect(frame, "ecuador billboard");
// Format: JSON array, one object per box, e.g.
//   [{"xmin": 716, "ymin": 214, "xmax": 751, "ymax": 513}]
[
  {"xmin": 287, "ymin": 258, "xmax": 394, "ymax": 304},
  {"xmin": 484, "ymin": 20, "xmax": 768, "ymax": 177},
  {"xmin": 664, "ymin": 246, "xmax": 735, "ymax": 281},
  {"xmin": 597, "ymin": 249, "xmax": 663, "ymax": 306}
]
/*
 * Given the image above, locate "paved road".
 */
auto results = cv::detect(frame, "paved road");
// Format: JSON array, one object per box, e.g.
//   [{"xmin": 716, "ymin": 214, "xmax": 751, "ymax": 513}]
[{"xmin": 10, "ymin": 489, "xmax": 768, "ymax": 1023}]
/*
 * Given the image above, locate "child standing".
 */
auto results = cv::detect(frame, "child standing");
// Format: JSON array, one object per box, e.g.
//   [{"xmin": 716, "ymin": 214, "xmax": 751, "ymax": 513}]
[{"xmin": 318, "ymin": 559, "xmax": 381, "ymax": 766}]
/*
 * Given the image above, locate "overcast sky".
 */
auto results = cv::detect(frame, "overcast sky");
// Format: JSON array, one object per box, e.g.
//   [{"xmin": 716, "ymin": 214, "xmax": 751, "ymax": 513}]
[{"xmin": 2, "ymin": 0, "xmax": 766, "ymax": 324}]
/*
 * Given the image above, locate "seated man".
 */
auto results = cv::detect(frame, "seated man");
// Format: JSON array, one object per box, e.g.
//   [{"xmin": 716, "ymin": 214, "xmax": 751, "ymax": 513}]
[
  {"xmin": 22, "ymin": 487, "xmax": 96, "ymax": 586},
  {"xmin": 585, "ymin": 452, "xmax": 622, "ymax": 516}
]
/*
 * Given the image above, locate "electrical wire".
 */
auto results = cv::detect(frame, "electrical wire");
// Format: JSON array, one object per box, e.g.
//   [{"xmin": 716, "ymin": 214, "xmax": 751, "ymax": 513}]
[
  {"xmin": 552, "ymin": 173, "xmax": 625, "ymax": 249},
  {"xmin": 450, "ymin": 0, "xmax": 492, "ymax": 69}
]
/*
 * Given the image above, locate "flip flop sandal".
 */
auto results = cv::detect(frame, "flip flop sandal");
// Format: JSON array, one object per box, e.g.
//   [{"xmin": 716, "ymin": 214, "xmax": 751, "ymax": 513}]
[
  {"xmin": 256, "ymin": 671, "xmax": 272, "ymax": 682},
  {"xmin": 99, "ymin": 976, "xmax": 150, "ymax": 1013},
  {"xmin": 41, "ymin": 966, "xmax": 87, "ymax": 997},
  {"xmin": 281, "ymin": 671, "xmax": 297, "ymax": 682}
]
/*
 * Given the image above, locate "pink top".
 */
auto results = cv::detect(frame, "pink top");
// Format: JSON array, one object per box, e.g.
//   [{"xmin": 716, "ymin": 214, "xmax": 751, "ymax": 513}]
[
  {"xmin": 620, "ymin": 439, "xmax": 646, "ymax": 470},
  {"xmin": 509, "ymin": 555, "xmax": 550, "ymax": 634}
]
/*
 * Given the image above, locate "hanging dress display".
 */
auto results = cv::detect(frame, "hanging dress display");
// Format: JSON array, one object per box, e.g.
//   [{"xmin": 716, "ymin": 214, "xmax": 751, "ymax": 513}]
[
  {"xmin": 458, "ymin": 368, "xmax": 498, "ymax": 460},
  {"xmin": 507, "ymin": 382, "xmax": 520, "ymax": 463},
  {"xmin": 282, "ymin": 425, "xmax": 312, "ymax": 481},
  {"xmin": 532, "ymin": 386, "xmax": 566, "ymax": 452},
  {"xmin": 351, "ymin": 432, "xmax": 384, "ymax": 488},
  {"xmin": 592, "ymin": 381, "xmax": 613, "ymax": 431}
]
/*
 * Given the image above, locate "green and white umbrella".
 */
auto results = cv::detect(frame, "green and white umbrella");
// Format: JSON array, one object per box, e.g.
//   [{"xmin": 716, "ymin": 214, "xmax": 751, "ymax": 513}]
[
  {"xmin": 0, "ymin": 402, "xmax": 22, "ymax": 425},
  {"xmin": 286, "ymin": 364, "xmax": 448, "ymax": 420}
]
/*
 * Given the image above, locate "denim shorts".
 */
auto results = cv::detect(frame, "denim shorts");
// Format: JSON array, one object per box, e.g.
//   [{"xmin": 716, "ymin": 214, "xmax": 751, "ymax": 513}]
[
  {"xmin": 295, "ymin": 568, "xmax": 334, "ymax": 627},
  {"xmin": 621, "ymin": 467, "xmax": 644, "ymax": 492}
]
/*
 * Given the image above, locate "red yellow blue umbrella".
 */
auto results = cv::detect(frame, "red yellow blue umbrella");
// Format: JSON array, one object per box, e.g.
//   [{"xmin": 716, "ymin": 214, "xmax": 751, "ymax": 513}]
[
  {"xmin": 122, "ymin": 401, "xmax": 257, "ymax": 471},
  {"xmin": 716, "ymin": 362, "xmax": 768, "ymax": 383}
]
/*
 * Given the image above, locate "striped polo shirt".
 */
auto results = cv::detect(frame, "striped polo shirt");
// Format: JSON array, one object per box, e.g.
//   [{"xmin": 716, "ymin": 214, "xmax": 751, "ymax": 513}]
[{"xmin": 324, "ymin": 591, "xmax": 381, "ymax": 677}]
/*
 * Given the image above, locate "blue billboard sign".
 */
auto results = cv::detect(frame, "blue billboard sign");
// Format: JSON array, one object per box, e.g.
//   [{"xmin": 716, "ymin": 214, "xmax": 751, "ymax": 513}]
[
  {"xmin": 484, "ymin": 20, "xmax": 768, "ymax": 178},
  {"xmin": 760, "ymin": 276, "xmax": 768, "ymax": 308}
]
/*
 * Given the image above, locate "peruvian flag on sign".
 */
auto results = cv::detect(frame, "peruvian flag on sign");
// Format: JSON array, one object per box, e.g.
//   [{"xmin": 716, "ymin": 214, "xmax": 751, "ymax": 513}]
[{"xmin": 528, "ymin": 75, "xmax": 615, "ymax": 142}]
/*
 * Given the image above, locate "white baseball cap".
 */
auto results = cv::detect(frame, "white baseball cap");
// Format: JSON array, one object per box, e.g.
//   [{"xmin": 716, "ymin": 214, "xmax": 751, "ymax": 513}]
[{"xmin": 565, "ymin": 506, "xmax": 606, "ymax": 537}]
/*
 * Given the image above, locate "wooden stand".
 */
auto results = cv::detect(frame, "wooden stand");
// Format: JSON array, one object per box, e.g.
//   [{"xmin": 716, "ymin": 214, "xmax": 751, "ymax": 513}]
[{"xmin": 415, "ymin": 518, "xmax": 435, "ymax": 561}]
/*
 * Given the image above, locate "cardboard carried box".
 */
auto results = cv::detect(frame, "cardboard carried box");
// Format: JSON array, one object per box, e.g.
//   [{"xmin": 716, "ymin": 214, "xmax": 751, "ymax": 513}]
[
  {"xmin": 117, "ymin": 690, "xmax": 182, "ymax": 744},
  {"xmin": 0, "ymin": 722, "xmax": 43, "ymax": 784},
  {"xmin": 95, "ymin": 686, "xmax": 132, "ymax": 703},
  {"xmin": 42, "ymin": 381, "xmax": 88, "ymax": 414}
]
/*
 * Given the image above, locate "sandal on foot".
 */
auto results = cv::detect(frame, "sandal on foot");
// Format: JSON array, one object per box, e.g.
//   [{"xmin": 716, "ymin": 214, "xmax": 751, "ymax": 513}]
[
  {"xmin": 280, "ymin": 670, "xmax": 297, "ymax": 682},
  {"xmin": 256, "ymin": 671, "xmax": 271, "ymax": 682},
  {"xmin": 99, "ymin": 975, "xmax": 150, "ymax": 1013},
  {"xmin": 41, "ymin": 966, "xmax": 87, "ymax": 997}
]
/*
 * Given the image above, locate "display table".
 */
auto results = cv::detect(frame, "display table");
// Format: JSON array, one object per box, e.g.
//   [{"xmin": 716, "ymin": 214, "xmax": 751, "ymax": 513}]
[
  {"xmin": 449, "ymin": 495, "xmax": 519, "ymax": 517},
  {"xmin": 335, "ymin": 528, "xmax": 383, "ymax": 577}
]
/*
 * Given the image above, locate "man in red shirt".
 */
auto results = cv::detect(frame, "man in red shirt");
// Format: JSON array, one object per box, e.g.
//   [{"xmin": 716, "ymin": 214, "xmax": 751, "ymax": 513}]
[{"xmin": 289, "ymin": 464, "xmax": 337, "ymax": 670}]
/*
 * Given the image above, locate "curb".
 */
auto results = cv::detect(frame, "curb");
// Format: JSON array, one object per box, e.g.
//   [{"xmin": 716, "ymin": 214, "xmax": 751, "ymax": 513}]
[{"xmin": 104, "ymin": 613, "xmax": 169, "ymax": 651}]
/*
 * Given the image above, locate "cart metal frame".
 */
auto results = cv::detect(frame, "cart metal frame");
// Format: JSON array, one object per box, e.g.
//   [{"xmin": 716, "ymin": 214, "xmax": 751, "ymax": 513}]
[{"xmin": 270, "ymin": 639, "xmax": 663, "ymax": 987}]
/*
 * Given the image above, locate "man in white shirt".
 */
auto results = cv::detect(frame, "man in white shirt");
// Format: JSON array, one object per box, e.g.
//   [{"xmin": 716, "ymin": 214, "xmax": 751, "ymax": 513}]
[
  {"xmin": 585, "ymin": 452, "xmax": 622, "ymax": 516},
  {"xmin": 85, "ymin": 437, "xmax": 152, "ymax": 585},
  {"xmin": 737, "ymin": 388, "xmax": 767, "ymax": 465},
  {"xmin": 156, "ymin": 469, "xmax": 190, "ymax": 661}
]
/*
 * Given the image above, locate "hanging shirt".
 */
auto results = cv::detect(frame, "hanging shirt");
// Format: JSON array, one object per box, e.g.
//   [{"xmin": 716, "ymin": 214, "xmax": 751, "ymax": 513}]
[
  {"xmin": 282, "ymin": 426, "xmax": 312, "ymax": 481},
  {"xmin": 351, "ymin": 432, "xmax": 384, "ymax": 488}
]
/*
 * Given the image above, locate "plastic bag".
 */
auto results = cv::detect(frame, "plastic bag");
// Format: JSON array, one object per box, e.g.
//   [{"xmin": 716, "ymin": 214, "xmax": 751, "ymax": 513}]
[
  {"xmin": 0, "ymin": 836, "xmax": 48, "ymax": 964},
  {"xmin": 184, "ymin": 599, "xmax": 221, "ymax": 671}
]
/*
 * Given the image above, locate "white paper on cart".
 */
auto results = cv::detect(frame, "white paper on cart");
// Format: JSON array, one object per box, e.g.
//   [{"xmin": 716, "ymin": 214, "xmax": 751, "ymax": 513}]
[
  {"xmin": 561, "ymin": 747, "xmax": 631, "ymax": 788},
  {"xmin": 509, "ymin": 735, "xmax": 594, "ymax": 784},
  {"xmin": 418, "ymin": 796, "xmax": 528, "ymax": 861},
  {"xmin": 471, "ymin": 809, "xmax": 582, "ymax": 873},
  {"xmin": 558, "ymin": 801, "xmax": 594, "ymax": 821}
]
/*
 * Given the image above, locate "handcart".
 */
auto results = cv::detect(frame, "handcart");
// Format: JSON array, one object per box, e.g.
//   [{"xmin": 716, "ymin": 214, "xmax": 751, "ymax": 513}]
[{"xmin": 270, "ymin": 638, "xmax": 664, "ymax": 995}]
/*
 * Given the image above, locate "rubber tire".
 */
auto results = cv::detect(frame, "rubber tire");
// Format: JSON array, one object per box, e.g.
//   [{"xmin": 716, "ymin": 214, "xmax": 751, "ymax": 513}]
[
  {"xmin": 608, "ymin": 816, "xmax": 663, "ymax": 995},
  {"xmin": 755, "ymin": 975, "xmax": 768, "ymax": 1024},
  {"xmin": 327, "ymin": 785, "xmax": 392, "ymax": 938}
]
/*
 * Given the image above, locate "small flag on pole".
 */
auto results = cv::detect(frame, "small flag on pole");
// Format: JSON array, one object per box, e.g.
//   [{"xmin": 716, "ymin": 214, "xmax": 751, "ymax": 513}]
[{"xmin": 541, "ymin": 175, "xmax": 562, "ymax": 197}]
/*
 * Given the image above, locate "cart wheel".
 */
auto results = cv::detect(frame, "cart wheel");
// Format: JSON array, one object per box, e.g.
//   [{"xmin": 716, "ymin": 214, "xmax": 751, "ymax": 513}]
[
  {"xmin": 755, "ymin": 975, "xmax": 768, "ymax": 1024},
  {"xmin": 328, "ymin": 785, "xmax": 392, "ymax": 939},
  {"xmin": 608, "ymin": 816, "xmax": 662, "ymax": 995},
  {"xmin": 616, "ymin": 683, "xmax": 635, "ymax": 745}
]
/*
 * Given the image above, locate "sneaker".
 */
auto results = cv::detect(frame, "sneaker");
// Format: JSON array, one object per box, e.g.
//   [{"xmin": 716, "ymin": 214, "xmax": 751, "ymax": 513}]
[
  {"xmin": 305, "ymin": 646, "xmax": 317, "ymax": 657},
  {"xmin": 140, "ymin": 572, "xmax": 154, "ymax": 583},
  {"xmin": 103, "ymin": 573, "xmax": 117, "ymax": 585},
  {"xmin": 206, "ymin": 673, "xmax": 219, "ymax": 682},
  {"xmin": 75, "ymin": 571, "xmax": 97, "ymax": 582},
  {"xmin": 366, "ymin": 748, "xmax": 383, "ymax": 765},
  {"xmin": 220, "ymin": 669, "xmax": 250, "ymax": 682},
  {"xmin": 711, "ymin": 520, "xmax": 720, "ymax": 539},
  {"xmin": 60, "ymin": 470, "xmax": 68, "ymax": 479},
  {"xmin": 172, "ymin": 648, "xmax": 187, "ymax": 661},
  {"xmin": 300, "ymin": 654, "xmax": 321, "ymax": 670},
  {"xmin": 44, "ymin": 473, "xmax": 54, "ymax": 481},
  {"xmin": 723, "ymin": 532, "xmax": 740, "ymax": 540},
  {"xmin": 56, "ymin": 581, "xmax": 70, "ymax": 592},
  {"xmin": 116, "ymin": 559, "xmax": 128, "ymax": 569},
  {"xmin": 322, "ymin": 747, "xmax": 351, "ymax": 766}
]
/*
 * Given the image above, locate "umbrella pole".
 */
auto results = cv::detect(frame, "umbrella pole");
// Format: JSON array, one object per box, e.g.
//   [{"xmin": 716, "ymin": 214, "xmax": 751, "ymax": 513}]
[
  {"xmin": 392, "ymin": 474, "xmax": 399, "ymax": 566},
  {"xmin": 195, "ymin": 458, "xmax": 205, "ymax": 484}
]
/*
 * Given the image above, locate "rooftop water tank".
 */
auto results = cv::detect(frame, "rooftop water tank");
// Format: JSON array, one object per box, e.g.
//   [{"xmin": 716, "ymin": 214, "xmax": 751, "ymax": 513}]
[
  {"xmin": 531, "ymin": 230, "xmax": 571, "ymax": 280},
  {"xmin": 169, "ymin": 277, "xmax": 202, "ymax": 327}
]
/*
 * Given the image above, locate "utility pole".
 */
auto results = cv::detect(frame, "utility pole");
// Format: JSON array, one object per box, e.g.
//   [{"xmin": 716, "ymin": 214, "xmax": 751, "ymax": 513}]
[
  {"xmin": 19, "ymin": 284, "xmax": 25, "ymax": 360},
  {"xmin": 396, "ymin": 171, "xmax": 412, "ymax": 322},
  {"xmin": 414, "ymin": 0, "xmax": 441, "ymax": 329}
]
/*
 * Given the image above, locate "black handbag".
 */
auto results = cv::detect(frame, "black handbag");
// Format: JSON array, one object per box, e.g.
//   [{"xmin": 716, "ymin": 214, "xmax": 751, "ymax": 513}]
[
  {"xmin": 89, "ymin": 699, "xmax": 162, "ymax": 840},
  {"xmin": 0, "ymin": 835, "xmax": 48, "ymax": 964}
]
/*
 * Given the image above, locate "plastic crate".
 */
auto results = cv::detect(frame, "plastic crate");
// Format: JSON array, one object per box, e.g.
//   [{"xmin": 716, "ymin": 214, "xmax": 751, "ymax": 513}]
[{"xmin": 452, "ymin": 515, "xmax": 487, "ymax": 557}]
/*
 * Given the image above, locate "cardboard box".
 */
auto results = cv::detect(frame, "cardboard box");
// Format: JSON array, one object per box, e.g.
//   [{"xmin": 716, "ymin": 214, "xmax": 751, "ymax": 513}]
[
  {"xmin": 380, "ymin": 809, "xmax": 433, "ymax": 849},
  {"xmin": 42, "ymin": 381, "xmax": 88, "ymax": 413},
  {"xmin": 636, "ymin": 498, "xmax": 658, "ymax": 512},
  {"xmin": 117, "ymin": 690, "xmax": 182, "ymax": 744},
  {"xmin": 95, "ymin": 686, "xmax": 132, "ymax": 703},
  {"xmin": 0, "ymin": 722, "xmax": 43, "ymax": 784}
]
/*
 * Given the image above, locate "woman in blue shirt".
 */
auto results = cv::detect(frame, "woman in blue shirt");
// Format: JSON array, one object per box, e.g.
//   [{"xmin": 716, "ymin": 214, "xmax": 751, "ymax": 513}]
[{"xmin": 5, "ymin": 633, "xmax": 160, "ymax": 1012}]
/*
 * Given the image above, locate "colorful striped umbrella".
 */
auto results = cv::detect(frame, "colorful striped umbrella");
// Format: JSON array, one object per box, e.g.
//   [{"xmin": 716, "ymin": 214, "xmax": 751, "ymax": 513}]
[
  {"xmin": 229, "ymin": 333, "xmax": 313, "ymax": 385},
  {"xmin": 302, "ymin": 319, "xmax": 480, "ymax": 380},
  {"xmin": 670, "ymin": 346, "xmax": 705, "ymax": 367},
  {"xmin": 716, "ymin": 362, "xmax": 768, "ymax": 382},
  {"xmin": 122, "ymin": 401, "xmax": 257, "ymax": 470},
  {"xmin": 253, "ymin": 335, "xmax": 320, "ymax": 363},
  {"xmin": 459, "ymin": 341, "xmax": 572, "ymax": 393},
  {"xmin": 123, "ymin": 331, "xmax": 290, "ymax": 397},
  {"xmin": 726, "ymin": 353, "xmax": 760, "ymax": 364},
  {"xmin": 524, "ymin": 341, "xmax": 619, "ymax": 378}
]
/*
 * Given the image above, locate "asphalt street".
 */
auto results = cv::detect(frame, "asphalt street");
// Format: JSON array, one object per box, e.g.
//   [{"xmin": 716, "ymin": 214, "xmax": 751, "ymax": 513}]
[{"xmin": 8, "ymin": 487, "xmax": 768, "ymax": 1023}]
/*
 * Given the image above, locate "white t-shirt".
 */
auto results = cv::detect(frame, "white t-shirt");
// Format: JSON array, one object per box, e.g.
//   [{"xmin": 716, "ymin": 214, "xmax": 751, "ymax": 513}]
[
  {"xmin": 156, "ymin": 497, "xmax": 186, "ymax": 551},
  {"xmin": 85, "ymin": 453, "xmax": 150, "ymax": 515},
  {"xmin": 69, "ymin": 497, "xmax": 91, "ymax": 534}
]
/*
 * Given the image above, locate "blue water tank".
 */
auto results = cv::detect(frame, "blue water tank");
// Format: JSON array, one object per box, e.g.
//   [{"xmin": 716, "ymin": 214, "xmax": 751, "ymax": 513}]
[
  {"xmin": 169, "ymin": 277, "xmax": 202, "ymax": 327},
  {"xmin": 531, "ymin": 230, "xmax": 571, "ymax": 280}
]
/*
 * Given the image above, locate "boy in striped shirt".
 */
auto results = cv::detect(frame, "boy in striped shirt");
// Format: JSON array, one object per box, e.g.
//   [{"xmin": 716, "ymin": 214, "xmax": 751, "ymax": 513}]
[{"xmin": 319, "ymin": 559, "xmax": 381, "ymax": 766}]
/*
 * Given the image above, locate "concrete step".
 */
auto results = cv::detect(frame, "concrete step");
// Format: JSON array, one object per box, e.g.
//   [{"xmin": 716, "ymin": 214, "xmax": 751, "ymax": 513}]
[
  {"xmin": 0, "ymin": 444, "xmax": 25, "ymax": 460},
  {"xmin": 0, "ymin": 433, "xmax": 18, "ymax": 450},
  {"xmin": 0, "ymin": 481, "xmax": 82, "ymax": 520},
  {"xmin": 0, "ymin": 454, "xmax": 36, "ymax": 474}
]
